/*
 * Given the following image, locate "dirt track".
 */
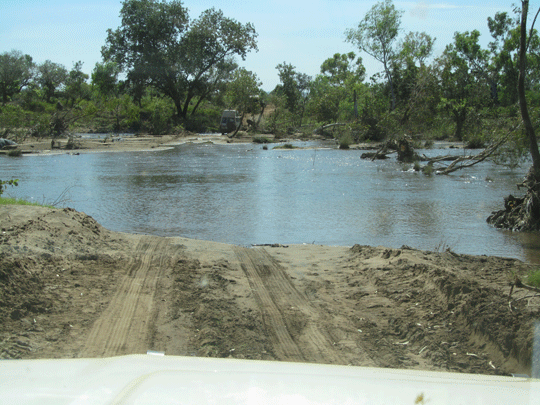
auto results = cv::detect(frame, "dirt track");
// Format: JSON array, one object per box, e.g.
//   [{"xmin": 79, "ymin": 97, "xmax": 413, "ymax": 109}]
[{"xmin": 1, "ymin": 205, "xmax": 539, "ymax": 376}]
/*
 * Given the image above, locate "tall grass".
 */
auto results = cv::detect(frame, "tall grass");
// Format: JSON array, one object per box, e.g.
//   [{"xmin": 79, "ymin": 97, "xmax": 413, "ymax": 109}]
[{"xmin": 0, "ymin": 197, "xmax": 54, "ymax": 208}]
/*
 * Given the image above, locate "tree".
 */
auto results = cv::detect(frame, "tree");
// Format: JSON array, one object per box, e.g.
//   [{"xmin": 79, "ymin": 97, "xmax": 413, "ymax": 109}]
[
  {"xmin": 320, "ymin": 52, "xmax": 365, "ymax": 86},
  {"xmin": 398, "ymin": 32, "xmax": 435, "ymax": 68},
  {"xmin": 345, "ymin": 0, "xmax": 403, "ymax": 110},
  {"xmin": 487, "ymin": 1, "xmax": 540, "ymax": 231},
  {"xmin": 102, "ymin": 0, "xmax": 258, "ymax": 121},
  {"xmin": 275, "ymin": 63, "xmax": 311, "ymax": 126},
  {"xmin": 225, "ymin": 68, "xmax": 263, "ymax": 135},
  {"xmin": 91, "ymin": 61, "xmax": 121, "ymax": 97},
  {"xmin": 64, "ymin": 62, "xmax": 90, "ymax": 106},
  {"xmin": 487, "ymin": 10, "xmax": 540, "ymax": 107},
  {"xmin": 0, "ymin": 50, "xmax": 34, "ymax": 104},
  {"xmin": 437, "ymin": 32, "xmax": 491, "ymax": 140},
  {"xmin": 308, "ymin": 52, "xmax": 366, "ymax": 124},
  {"xmin": 391, "ymin": 32, "xmax": 435, "ymax": 120},
  {"xmin": 36, "ymin": 60, "xmax": 68, "ymax": 103},
  {"xmin": 518, "ymin": 0, "xmax": 540, "ymax": 173}
]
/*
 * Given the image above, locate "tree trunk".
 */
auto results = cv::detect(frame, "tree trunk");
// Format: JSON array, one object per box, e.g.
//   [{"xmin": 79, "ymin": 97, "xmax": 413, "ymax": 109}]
[
  {"xmin": 519, "ymin": 0, "xmax": 540, "ymax": 174},
  {"xmin": 384, "ymin": 64, "xmax": 396, "ymax": 111},
  {"xmin": 453, "ymin": 109, "xmax": 466, "ymax": 141},
  {"xmin": 486, "ymin": 1, "xmax": 540, "ymax": 231}
]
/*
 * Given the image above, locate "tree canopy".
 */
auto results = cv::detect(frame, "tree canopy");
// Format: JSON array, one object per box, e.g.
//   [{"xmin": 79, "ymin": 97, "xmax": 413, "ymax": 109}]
[
  {"xmin": 0, "ymin": 50, "xmax": 34, "ymax": 104},
  {"xmin": 102, "ymin": 0, "xmax": 258, "ymax": 121},
  {"xmin": 345, "ymin": 0, "xmax": 403, "ymax": 110}
]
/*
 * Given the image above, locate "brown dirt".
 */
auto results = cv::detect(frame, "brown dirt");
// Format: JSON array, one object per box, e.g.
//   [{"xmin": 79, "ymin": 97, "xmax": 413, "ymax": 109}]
[{"xmin": 1, "ymin": 205, "xmax": 539, "ymax": 377}]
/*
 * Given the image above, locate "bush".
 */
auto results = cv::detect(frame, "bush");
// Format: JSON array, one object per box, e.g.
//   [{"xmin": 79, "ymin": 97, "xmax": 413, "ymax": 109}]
[
  {"xmin": 338, "ymin": 133, "xmax": 353, "ymax": 149},
  {"xmin": 253, "ymin": 136, "xmax": 272, "ymax": 144},
  {"xmin": 0, "ymin": 179, "xmax": 18, "ymax": 196}
]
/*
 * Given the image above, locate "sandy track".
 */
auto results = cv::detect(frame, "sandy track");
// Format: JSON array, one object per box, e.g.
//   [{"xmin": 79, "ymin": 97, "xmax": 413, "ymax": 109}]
[
  {"xmin": 234, "ymin": 246, "xmax": 348, "ymax": 364},
  {"xmin": 80, "ymin": 237, "xmax": 176, "ymax": 357}
]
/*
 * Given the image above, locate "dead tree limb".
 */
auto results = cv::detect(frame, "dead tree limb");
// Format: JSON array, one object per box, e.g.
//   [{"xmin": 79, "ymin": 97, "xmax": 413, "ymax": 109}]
[{"xmin": 434, "ymin": 125, "xmax": 518, "ymax": 175}]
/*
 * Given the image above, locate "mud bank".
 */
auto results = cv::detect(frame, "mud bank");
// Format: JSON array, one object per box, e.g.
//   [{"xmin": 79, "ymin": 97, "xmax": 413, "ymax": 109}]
[{"xmin": 1, "ymin": 205, "xmax": 538, "ymax": 376}]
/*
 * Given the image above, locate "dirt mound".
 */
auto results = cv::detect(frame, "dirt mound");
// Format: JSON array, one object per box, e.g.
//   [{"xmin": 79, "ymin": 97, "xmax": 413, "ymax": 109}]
[{"xmin": 346, "ymin": 245, "xmax": 536, "ymax": 374}]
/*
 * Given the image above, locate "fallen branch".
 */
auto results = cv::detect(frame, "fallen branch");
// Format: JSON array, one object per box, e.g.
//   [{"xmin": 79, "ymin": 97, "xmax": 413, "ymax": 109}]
[{"xmin": 434, "ymin": 124, "xmax": 519, "ymax": 175}]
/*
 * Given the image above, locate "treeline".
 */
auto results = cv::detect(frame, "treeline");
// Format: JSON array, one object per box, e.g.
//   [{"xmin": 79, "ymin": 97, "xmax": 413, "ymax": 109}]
[{"xmin": 0, "ymin": 0, "xmax": 539, "ymax": 152}]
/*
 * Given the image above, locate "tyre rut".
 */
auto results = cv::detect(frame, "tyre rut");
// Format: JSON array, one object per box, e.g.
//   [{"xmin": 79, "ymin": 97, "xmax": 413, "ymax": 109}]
[
  {"xmin": 234, "ymin": 246, "xmax": 346, "ymax": 364},
  {"xmin": 80, "ymin": 236, "xmax": 173, "ymax": 357}
]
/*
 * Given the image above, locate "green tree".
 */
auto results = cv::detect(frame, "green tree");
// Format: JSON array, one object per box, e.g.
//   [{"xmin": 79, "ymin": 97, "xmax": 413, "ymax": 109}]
[
  {"xmin": 0, "ymin": 50, "xmax": 34, "ymax": 104},
  {"xmin": 102, "ymin": 0, "xmax": 258, "ymax": 121},
  {"xmin": 398, "ymin": 32, "xmax": 435, "ymax": 67},
  {"xmin": 487, "ymin": 10, "xmax": 540, "ymax": 107},
  {"xmin": 275, "ymin": 62, "xmax": 311, "ymax": 126},
  {"xmin": 36, "ymin": 60, "xmax": 68, "ymax": 103},
  {"xmin": 308, "ymin": 52, "xmax": 365, "ymax": 124},
  {"xmin": 345, "ymin": 0, "xmax": 403, "ymax": 110},
  {"xmin": 437, "ymin": 32, "xmax": 491, "ymax": 140},
  {"xmin": 391, "ymin": 32, "xmax": 435, "ymax": 120},
  {"xmin": 64, "ymin": 61, "xmax": 90, "ymax": 106},
  {"xmin": 91, "ymin": 61, "xmax": 120, "ymax": 97},
  {"xmin": 225, "ymin": 67, "xmax": 263, "ymax": 135},
  {"xmin": 320, "ymin": 52, "xmax": 365, "ymax": 86}
]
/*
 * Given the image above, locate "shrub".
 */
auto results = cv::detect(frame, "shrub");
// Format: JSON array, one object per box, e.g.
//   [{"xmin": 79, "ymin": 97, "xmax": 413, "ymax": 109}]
[
  {"xmin": 338, "ymin": 133, "xmax": 353, "ymax": 149},
  {"xmin": 422, "ymin": 163, "xmax": 434, "ymax": 176},
  {"xmin": 253, "ymin": 136, "xmax": 271, "ymax": 144},
  {"xmin": 0, "ymin": 179, "xmax": 18, "ymax": 196}
]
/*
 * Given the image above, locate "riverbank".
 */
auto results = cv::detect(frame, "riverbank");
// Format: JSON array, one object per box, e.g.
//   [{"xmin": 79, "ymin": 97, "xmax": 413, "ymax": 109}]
[
  {"xmin": 2, "ymin": 131, "xmax": 282, "ymax": 155},
  {"xmin": 1, "ymin": 204, "xmax": 538, "ymax": 377}
]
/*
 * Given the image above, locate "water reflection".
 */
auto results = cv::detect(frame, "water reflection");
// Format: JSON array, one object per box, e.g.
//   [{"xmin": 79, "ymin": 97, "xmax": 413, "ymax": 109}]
[{"xmin": 2, "ymin": 142, "xmax": 540, "ymax": 263}]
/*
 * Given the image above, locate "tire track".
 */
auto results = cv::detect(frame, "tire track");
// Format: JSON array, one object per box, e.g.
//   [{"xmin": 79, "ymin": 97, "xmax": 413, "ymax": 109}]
[
  {"xmin": 80, "ymin": 236, "xmax": 172, "ymax": 357},
  {"xmin": 234, "ymin": 246, "xmax": 346, "ymax": 364}
]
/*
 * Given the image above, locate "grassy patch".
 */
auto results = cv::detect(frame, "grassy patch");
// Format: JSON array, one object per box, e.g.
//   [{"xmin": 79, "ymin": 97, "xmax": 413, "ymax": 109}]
[
  {"xmin": 253, "ymin": 136, "xmax": 272, "ymax": 144},
  {"xmin": 527, "ymin": 269, "xmax": 540, "ymax": 287},
  {"xmin": 0, "ymin": 197, "xmax": 54, "ymax": 208}
]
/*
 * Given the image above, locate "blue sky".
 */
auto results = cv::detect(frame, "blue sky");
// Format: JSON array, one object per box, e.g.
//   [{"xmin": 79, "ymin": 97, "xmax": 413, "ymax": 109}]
[{"xmin": 1, "ymin": 0, "xmax": 515, "ymax": 91}]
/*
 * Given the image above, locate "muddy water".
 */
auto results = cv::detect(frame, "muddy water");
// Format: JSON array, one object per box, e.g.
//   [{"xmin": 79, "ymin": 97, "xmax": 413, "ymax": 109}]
[{"xmin": 3, "ymin": 140, "xmax": 540, "ymax": 263}]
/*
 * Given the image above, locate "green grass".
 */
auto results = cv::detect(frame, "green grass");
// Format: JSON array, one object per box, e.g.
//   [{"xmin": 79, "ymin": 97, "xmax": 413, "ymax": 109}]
[
  {"xmin": 0, "ymin": 197, "xmax": 54, "ymax": 208},
  {"xmin": 253, "ymin": 136, "xmax": 272, "ymax": 144},
  {"xmin": 527, "ymin": 269, "xmax": 540, "ymax": 287}
]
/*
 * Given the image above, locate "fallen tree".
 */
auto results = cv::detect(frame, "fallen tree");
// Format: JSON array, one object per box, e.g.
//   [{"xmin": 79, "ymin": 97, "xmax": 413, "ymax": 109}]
[
  {"xmin": 427, "ymin": 129, "xmax": 515, "ymax": 175},
  {"xmin": 360, "ymin": 137, "xmax": 420, "ymax": 162}
]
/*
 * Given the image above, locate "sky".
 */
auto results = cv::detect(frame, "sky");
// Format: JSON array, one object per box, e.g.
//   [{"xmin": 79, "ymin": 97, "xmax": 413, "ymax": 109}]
[{"xmin": 1, "ymin": 0, "xmax": 517, "ymax": 92}]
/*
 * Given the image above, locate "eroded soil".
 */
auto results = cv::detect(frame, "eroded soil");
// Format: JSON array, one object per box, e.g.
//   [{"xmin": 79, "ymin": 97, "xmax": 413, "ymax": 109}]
[{"xmin": 1, "ymin": 205, "xmax": 538, "ymax": 376}]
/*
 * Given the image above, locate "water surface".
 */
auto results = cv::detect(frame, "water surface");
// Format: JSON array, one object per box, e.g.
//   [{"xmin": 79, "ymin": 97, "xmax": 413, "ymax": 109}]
[{"xmin": 2, "ymin": 140, "xmax": 540, "ymax": 263}]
